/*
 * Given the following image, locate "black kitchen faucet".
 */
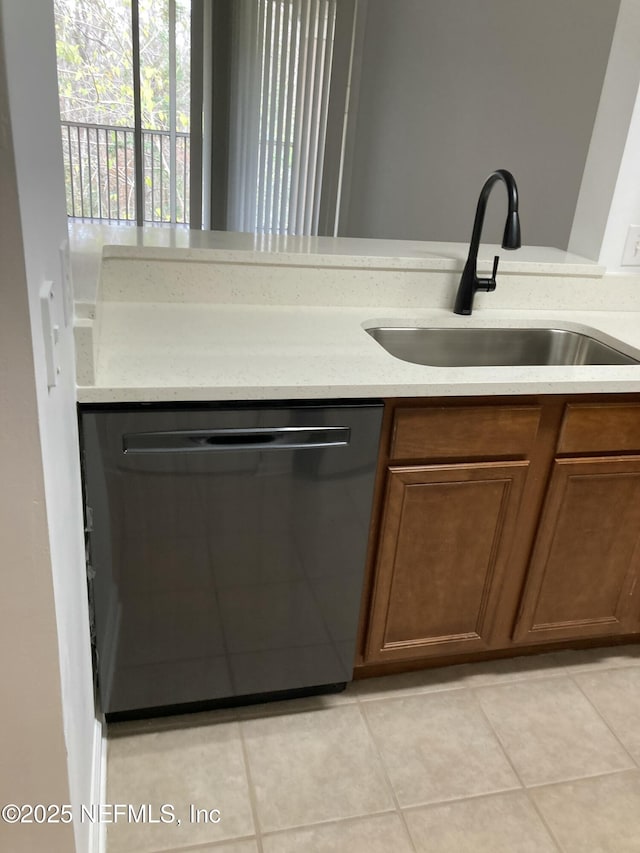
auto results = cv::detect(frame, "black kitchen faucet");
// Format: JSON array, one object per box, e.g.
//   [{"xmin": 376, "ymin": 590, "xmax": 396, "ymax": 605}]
[{"xmin": 454, "ymin": 169, "xmax": 521, "ymax": 315}]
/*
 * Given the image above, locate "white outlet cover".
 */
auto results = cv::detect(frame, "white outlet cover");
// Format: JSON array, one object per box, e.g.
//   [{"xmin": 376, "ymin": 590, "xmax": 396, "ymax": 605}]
[
  {"xmin": 621, "ymin": 225, "xmax": 640, "ymax": 266},
  {"xmin": 40, "ymin": 279, "xmax": 59, "ymax": 389},
  {"xmin": 59, "ymin": 239, "xmax": 73, "ymax": 326}
]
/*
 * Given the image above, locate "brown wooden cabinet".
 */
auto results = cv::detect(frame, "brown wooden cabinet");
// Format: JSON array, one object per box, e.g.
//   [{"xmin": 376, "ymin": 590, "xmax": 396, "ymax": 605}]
[
  {"xmin": 513, "ymin": 401, "xmax": 640, "ymax": 645},
  {"xmin": 513, "ymin": 455, "xmax": 640, "ymax": 644},
  {"xmin": 360, "ymin": 395, "xmax": 640, "ymax": 673},
  {"xmin": 365, "ymin": 460, "xmax": 529, "ymax": 662}
]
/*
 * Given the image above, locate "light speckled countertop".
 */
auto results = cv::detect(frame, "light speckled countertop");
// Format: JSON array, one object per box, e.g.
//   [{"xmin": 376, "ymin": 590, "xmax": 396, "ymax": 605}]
[{"xmin": 71, "ymin": 224, "xmax": 640, "ymax": 403}]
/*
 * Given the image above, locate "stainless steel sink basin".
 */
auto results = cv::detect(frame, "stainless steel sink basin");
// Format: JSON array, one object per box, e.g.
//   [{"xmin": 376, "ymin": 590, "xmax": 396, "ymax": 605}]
[{"xmin": 366, "ymin": 327, "xmax": 640, "ymax": 367}]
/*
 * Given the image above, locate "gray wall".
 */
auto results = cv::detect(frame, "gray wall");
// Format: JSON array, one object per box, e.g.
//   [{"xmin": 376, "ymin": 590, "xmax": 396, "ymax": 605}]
[{"xmin": 342, "ymin": 0, "xmax": 620, "ymax": 249}]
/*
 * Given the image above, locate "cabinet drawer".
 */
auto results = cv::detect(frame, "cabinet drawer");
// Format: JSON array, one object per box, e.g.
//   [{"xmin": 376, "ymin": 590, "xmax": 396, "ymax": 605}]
[
  {"xmin": 558, "ymin": 403, "xmax": 640, "ymax": 454},
  {"xmin": 390, "ymin": 405, "xmax": 541, "ymax": 461}
]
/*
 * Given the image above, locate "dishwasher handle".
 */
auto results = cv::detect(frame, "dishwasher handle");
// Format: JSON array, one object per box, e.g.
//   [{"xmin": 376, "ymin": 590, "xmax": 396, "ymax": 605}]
[{"xmin": 123, "ymin": 426, "xmax": 351, "ymax": 454}]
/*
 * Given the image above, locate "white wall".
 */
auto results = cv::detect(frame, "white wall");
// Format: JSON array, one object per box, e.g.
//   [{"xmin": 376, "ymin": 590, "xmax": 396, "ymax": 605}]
[
  {"xmin": 0, "ymin": 2, "xmax": 98, "ymax": 852},
  {"xmin": 578, "ymin": 0, "xmax": 640, "ymax": 272},
  {"xmin": 599, "ymin": 79, "xmax": 640, "ymax": 272},
  {"xmin": 569, "ymin": 0, "xmax": 640, "ymax": 267},
  {"xmin": 342, "ymin": 0, "xmax": 619, "ymax": 249}
]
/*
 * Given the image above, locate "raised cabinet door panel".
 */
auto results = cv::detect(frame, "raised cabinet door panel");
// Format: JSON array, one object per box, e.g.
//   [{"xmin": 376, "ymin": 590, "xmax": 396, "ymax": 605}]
[
  {"xmin": 513, "ymin": 457, "xmax": 640, "ymax": 644},
  {"xmin": 365, "ymin": 461, "xmax": 529, "ymax": 662}
]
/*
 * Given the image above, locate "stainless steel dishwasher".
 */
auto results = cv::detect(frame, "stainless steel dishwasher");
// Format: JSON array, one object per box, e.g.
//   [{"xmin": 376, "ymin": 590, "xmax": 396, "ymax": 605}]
[{"xmin": 80, "ymin": 401, "xmax": 383, "ymax": 719}]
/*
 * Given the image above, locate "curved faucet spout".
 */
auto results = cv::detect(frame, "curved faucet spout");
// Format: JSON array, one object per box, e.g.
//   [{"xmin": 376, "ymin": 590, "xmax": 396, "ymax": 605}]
[{"xmin": 453, "ymin": 169, "xmax": 521, "ymax": 316}]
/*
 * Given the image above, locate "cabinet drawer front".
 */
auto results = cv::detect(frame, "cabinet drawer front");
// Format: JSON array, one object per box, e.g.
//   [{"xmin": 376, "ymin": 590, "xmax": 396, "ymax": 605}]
[
  {"xmin": 558, "ymin": 403, "xmax": 640, "ymax": 454},
  {"xmin": 391, "ymin": 405, "xmax": 541, "ymax": 461}
]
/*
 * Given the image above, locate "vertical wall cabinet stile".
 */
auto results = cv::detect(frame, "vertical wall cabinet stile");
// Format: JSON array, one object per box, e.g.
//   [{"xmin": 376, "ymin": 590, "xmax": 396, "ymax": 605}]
[
  {"xmin": 364, "ymin": 402, "xmax": 543, "ymax": 662},
  {"xmin": 359, "ymin": 396, "xmax": 640, "ymax": 674},
  {"xmin": 513, "ymin": 403, "xmax": 640, "ymax": 644}
]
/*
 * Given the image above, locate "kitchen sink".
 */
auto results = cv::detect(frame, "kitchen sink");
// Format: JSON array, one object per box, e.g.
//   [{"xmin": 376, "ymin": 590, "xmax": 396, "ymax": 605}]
[{"xmin": 366, "ymin": 327, "xmax": 640, "ymax": 367}]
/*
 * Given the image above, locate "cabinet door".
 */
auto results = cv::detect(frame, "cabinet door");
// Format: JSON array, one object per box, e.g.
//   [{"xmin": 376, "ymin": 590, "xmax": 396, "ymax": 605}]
[
  {"xmin": 365, "ymin": 461, "xmax": 529, "ymax": 663},
  {"xmin": 513, "ymin": 456, "xmax": 640, "ymax": 644}
]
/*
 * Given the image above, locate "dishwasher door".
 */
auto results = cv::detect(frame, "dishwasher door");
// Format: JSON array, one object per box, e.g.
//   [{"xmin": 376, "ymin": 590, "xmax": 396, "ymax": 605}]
[{"xmin": 81, "ymin": 402, "xmax": 383, "ymax": 717}]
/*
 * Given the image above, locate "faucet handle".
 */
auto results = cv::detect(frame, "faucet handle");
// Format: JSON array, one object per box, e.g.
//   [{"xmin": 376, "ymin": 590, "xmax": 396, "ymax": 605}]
[
  {"xmin": 491, "ymin": 254, "xmax": 499, "ymax": 283},
  {"xmin": 478, "ymin": 255, "xmax": 499, "ymax": 292}
]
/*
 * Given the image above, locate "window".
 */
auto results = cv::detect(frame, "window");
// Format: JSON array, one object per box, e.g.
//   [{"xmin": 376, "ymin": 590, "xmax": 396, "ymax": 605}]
[
  {"xmin": 55, "ymin": 0, "xmax": 191, "ymax": 224},
  {"xmin": 55, "ymin": 0, "xmax": 359, "ymax": 234}
]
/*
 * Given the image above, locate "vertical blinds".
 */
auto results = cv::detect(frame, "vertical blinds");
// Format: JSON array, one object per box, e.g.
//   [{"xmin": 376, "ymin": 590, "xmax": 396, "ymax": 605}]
[{"xmin": 229, "ymin": 0, "xmax": 338, "ymax": 235}]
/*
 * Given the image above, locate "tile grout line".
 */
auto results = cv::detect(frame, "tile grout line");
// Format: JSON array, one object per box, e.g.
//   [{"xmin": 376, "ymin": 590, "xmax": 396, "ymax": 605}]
[
  {"xmin": 567, "ymin": 670, "xmax": 640, "ymax": 771},
  {"xmin": 469, "ymin": 683, "xmax": 567, "ymax": 853},
  {"xmin": 553, "ymin": 653, "xmax": 640, "ymax": 676},
  {"xmin": 521, "ymin": 789, "xmax": 568, "ymax": 853},
  {"xmin": 467, "ymin": 683, "xmax": 529, "ymax": 791},
  {"xmin": 352, "ymin": 673, "xmax": 464, "ymax": 699},
  {"xmin": 107, "ymin": 707, "xmax": 241, "ymax": 739},
  {"xmin": 258, "ymin": 809, "xmax": 401, "ymax": 846},
  {"xmin": 355, "ymin": 698, "xmax": 420, "ymax": 853},
  {"xmin": 393, "ymin": 783, "xmax": 563, "ymax": 853},
  {"xmin": 239, "ymin": 701, "xmax": 404, "ymax": 842},
  {"xmin": 354, "ymin": 680, "xmax": 471, "ymax": 706},
  {"xmin": 158, "ymin": 834, "xmax": 259, "ymax": 853},
  {"xmin": 235, "ymin": 693, "xmax": 359, "ymax": 723},
  {"xmin": 525, "ymin": 766, "xmax": 640, "ymax": 791},
  {"xmin": 523, "ymin": 767, "xmax": 640, "ymax": 853},
  {"xmin": 351, "ymin": 653, "xmax": 575, "ymax": 705},
  {"xmin": 237, "ymin": 719, "xmax": 265, "ymax": 853},
  {"xmin": 471, "ymin": 660, "xmax": 640, "ymax": 852},
  {"xmin": 356, "ymin": 674, "xmax": 572, "ymax": 853}
]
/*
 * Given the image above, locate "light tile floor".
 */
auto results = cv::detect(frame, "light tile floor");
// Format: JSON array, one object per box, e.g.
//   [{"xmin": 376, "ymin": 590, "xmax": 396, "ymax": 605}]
[{"xmin": 106, "ymin": 645, "xmax": 640, "ymax": 853}]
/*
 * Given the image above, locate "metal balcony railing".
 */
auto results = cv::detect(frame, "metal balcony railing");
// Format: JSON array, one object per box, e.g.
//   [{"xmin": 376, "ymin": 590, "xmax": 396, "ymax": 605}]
[{"xmin": 61, "ymin": 121, "xmax": 190, "ymax": 224}]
